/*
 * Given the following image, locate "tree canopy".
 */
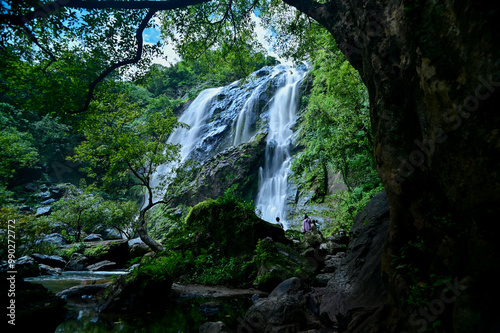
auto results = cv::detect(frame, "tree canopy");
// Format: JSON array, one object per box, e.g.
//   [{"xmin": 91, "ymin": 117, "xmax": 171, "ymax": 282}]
[{"xmin": 1, "ymin": 0, "xmax": 324, "ymax": 115}]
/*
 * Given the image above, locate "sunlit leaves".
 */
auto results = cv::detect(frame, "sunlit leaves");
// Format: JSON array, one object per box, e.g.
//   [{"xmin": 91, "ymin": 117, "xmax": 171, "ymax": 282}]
[{"xmin": 72, "ymin": 93, "xmax": 185, "ymax": 195}]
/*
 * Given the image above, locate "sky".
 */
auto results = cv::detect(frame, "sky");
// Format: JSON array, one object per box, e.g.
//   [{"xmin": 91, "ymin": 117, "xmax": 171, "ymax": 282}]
[{"xmin": 143, "ymin": 12, "xmax": 282, "ymax": 67}]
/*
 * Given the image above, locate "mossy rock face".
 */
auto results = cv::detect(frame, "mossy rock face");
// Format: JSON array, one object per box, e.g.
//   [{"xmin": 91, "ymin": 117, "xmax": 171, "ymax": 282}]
[
  {"xmin": 98, "ymin": 273, "xmax": 173, "ymax": 313},
  {"xmin": 253, "ymin": 237, "xmax": 315, "ymax": 292},
  {"xmin": 168, "ymin": 133, "xmax": 267, "ymax": 209},
  {"xmin": 184, "ymin": 193, "xmax": 286, "ymax": 257}
]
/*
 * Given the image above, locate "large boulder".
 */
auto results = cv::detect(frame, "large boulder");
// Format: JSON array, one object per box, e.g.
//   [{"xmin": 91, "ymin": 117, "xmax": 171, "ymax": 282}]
[
  {"xmin": 320, "ymin": 191, "xmax": 390, "ymax": 332},
  {"xmin": 56, "ymin": 283, "xmax": 110, "ymax": 299},
  {"xmin": 239, "ymin": 277, "xmax": 323, "ymax": 332},
  {"xmin": 36, "ymin": 233, "xmax": 67, "ymax": 247},
  {"xmin": 253, "ymin": 237, "xmax": 315, "ymax": 292},
  {"xmin": 64, "ymin": 253, "xmax": 89, "ymax": 271},
  {"xmin": 31, "ymin": 253, "xmax": 67, "ymax": 269},
  {"xmin": 98, "ymin": 272, "xmax": 173, "ymax": 313},
  {"xmin": 183, "ymin": 195, "xmax": 288, "ymax": 258}
]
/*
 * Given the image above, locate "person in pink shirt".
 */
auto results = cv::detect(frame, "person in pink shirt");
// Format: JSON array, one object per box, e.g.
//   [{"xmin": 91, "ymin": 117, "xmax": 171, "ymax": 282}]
[{"xmin": 302, "ymin": 214, "xmax": 312, "ymax": 233}]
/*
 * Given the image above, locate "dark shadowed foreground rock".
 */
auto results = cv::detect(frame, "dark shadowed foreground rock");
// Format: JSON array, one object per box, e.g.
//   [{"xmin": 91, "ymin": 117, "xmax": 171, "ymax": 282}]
[
  {"xmin": 239, "ymin": 277, "xmax": 324, "ymax": 332},
  {"xmin": 320, "ymin": 191, "xmax": 390, "ymax": 332}
]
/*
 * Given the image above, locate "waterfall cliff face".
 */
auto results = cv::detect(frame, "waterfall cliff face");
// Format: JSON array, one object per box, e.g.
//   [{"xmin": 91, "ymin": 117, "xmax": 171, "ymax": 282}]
[{"xmin": 150, "ymin": 64, "xmax": 308, "ymax": 226}]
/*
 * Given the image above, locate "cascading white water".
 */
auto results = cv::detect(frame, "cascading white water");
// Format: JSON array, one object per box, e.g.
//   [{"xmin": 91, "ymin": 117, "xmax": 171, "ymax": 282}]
[
  {"xmin": 147, "ymin": 87, "xmax": 222, "ymax": 205},
  {"xmin": 233, "ymin": 68, "xmax": 281, "ymax": 146},
  {"xmin": 255, "ymin": 68, "xmax": 306, "ymax": 229}
]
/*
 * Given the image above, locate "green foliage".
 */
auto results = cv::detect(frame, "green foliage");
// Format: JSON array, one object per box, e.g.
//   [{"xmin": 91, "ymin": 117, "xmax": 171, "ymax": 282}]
[
  {"xmin": 0, "ymin": 207, "xmax": 52, "ymax": 257},
  {"xmin": 83, "ymin": 244, "xmax": 109, "ymax": 258},
  {"xmin": 131, "ymin": 252, "xmax": 185, "ymax": 284},
  {"xmin": 48, "ymin": 184, "xmax": 137, "ymax": 242},
  {"xmin": 321, "ymin": 185, "xmax": 384, "ymax": 236},
  {"xmin": 72, "ymin": 92, "xmax": 184, "ymax": 197},
  {"xmin": 0, "ymin": 103, "xmax": 39, "ymax": 186}
]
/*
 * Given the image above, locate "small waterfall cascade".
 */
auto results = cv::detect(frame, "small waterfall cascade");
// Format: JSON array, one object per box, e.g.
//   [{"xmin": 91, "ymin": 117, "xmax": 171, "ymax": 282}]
[
  {"xmin": 148, "ymin": 87, "xmax": 222, "ymax": 204},
  {"xmin": 233, "ymin": 67, "xmax": 281, "ymax": 145},
  {"xmin": 255, "ymin": 68, "xmax": 307, "ymax": 229}
]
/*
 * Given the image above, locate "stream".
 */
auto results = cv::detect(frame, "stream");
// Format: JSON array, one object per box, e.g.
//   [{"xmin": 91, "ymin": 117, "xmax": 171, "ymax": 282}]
[{"xmin": 25, "ymin": 272, "xmax": 254, "ymax": 332}]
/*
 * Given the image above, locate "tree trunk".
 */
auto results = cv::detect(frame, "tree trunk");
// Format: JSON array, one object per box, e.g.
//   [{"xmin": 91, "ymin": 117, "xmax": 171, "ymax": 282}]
[
  {"xmin": 136, "ymin": 209, "xmax": 164, "ymax": 253},
  {"xmin": 286, "ymin": 0, "xmax": 500, "ymax": 331}
]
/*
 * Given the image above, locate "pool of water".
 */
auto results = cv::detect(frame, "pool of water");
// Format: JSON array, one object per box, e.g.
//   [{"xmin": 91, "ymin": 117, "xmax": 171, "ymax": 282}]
[
  {"xmin": 25, "ymin": 272, "xmax": 252, "ymax": 332},
  {"xmin": 25, "ymin": 271, "xmax": 128, "ymax": 293}
]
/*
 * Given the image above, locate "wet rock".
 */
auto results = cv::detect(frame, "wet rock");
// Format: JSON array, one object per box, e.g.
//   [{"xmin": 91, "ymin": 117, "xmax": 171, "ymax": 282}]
[
  {"xmin": 49, "ymin": 186, "xmax": 64, "ymax": 199},
  {"xmin": 128, "ymin": 238, "xmax": 150, "ymax": 258},
  {"xmin": 39, "ymin": 263, "xmax": 62, "ymax": 275},
  {"xmin": 0, "ymin": 256, "xmax": 39, "ymax": 277},
  {"xmin": 86, "ymin": 260, "xmax": 116, "ymax": 271},
  {"xmin": 31, "ymin": 253, "xmax": 67, "ymax": 268},
  {"xmin": 40, "ymin": 198, "xmax": 56, "ymax": 205},
  {"xmin": 84, "ymin": 233, "xmax": 103, "ymax": 242},
  {"xmin": 38, "ymin": 191, "xmax": 51, "ymax": 200},
  {"xmin": 36, "ymin": 233, "xmax": 67, "ymax": 247},
  {"xmin": 99, "ymin": 228, "xmax": 122, "ymax": 240},
  {"xmin": 56, "ymin": 283, "xmax": 110, "ymax": 299},
  {"xmin": 35, "ymin": 206, "xmax": 51, "ymax": 216},
  {"xmin": 65, "ymin": 253, "xmax": 89, "ymax": 271},
  {"xmin": 199, "ymin": 321, "xmax": 232, "ymax": 333}
]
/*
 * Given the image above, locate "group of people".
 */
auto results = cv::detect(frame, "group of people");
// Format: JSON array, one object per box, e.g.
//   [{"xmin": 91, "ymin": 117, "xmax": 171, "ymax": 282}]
[
  {"xmin": 274, "ymin": 214, "xmax": 319, "ymax": 233},
  {"xmin": 301, "ymin": 214, "xmax": 319, "ymax": 233}
]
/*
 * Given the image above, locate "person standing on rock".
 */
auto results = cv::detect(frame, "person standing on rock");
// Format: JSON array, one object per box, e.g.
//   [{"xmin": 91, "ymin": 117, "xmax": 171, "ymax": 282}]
[
  {"xmin": 276, "ymin": 217, "xmax": 284, "ymax": 229},
  {"xmin": 301, "ymin": 214, "xmax": 312, "ymax": 233}
]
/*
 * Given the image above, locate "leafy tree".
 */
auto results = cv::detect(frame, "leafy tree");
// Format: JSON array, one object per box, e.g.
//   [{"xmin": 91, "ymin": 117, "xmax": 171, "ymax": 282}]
[
  {"xmin": 50, "ymin": 184, "xmax": 103, "ymax": 242},
  {"xmin": 0, "ymin": 103, "xmax": 39, "ymax": 189},
  {"xmin": 71, "ymin": 93, "xmax": 185, "ymax": 251}
]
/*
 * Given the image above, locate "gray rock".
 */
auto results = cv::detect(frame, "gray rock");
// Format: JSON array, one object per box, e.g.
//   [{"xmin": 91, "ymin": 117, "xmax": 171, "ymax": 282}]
[
  {"xmin": 320, "ymin": 191, "xmax": 390, "ymax": 331},
  {"xmin": 100, "ymin": 228, "xmax": 122, "ymax": 240},
  {"xmin": 199, "ymin": 321, "xmax": 232, "ymax": 333},
  {"xmin": 40, "ymin": 198, "xmax": 56, "ymax": 205},
  {"xmin": 84, "ymin": 233, "xmax": 103, "ymax": 242},
  {"xmin": 241, "ymin": 277, "xmax": 322, "ymax": 332},
  {"xmin": 24, "ymin": 183, "xmax": 37, "ymax": 192},
  {"xmin": 39, "ymin": 263, "xmax": 61, "ymax": 275},
  {"xmin": 38, "ymin": 191, "xmax": 51, "ymax": 200},
  {"xmin": 36, "ymin": 233, "xmax": 67, "ymax": 246},
  {"xmin": 56, "ymin": 283, "xmax": 110, "ymax": 299},
  {"xmin": 19, "ymin": 205, "xmax": 33, "ymax": 213},
  {"xmin": 31, "ymin": 253, "xmax": 67, "ymax": 268},
  {"xmin": 315, "ymin": 273, "xmax": 335, "ymax": 286},
  {"xmin": 65, "ymin": 253, "xmax": 89, "ymax": 271},
  {"xmin": 86, "ymin": 260, "xmax": 116, "ymax": 271},
  {"xmin": 36, "ymin": 206, "xmax": 51, "ymax": 216},
  {"xmin": 49, "ymin": 187, "xmax": 64, "ymax": 198},
  {"xmin": 129, "ymin": 241, "xmax": 150, "ymax": 258}
]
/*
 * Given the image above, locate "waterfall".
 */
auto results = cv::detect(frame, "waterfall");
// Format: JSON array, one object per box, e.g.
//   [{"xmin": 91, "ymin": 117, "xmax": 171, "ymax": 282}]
[
  {"xmin": 148, "ymin": 87, "xmax": 222, "ymax": 205},
  {"xmin": 146, "ymin": 64, "xmax": 307, "ymax": 227},
  {"xmin": 255, "ymin": 68, "xmax": 307, "ymax": 229}
]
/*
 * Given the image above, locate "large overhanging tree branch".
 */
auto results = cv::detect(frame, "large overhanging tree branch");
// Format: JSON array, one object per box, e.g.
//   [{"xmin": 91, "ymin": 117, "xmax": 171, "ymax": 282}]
[{"xmin": 1, "ymin": 0, "xmax": 329, "ymax": 114}]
